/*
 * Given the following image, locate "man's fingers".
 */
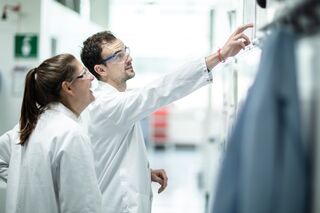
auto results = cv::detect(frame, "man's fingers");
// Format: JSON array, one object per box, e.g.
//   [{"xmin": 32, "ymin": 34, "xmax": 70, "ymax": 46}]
[
  {"xmin": 233, "ymin": 33, "xmax": 251, "ymax": 45},
  {"xmin": 158, "ymin": 179, "xmax": 167, "ymax": 193},
  {"xmin": 162, "ymin": 176, "xmax": 168, "ymax": 187},
  {"xmin": 158, "ymin": 186, "xmax": 165, "ymax": 193},
  {"xmin": 234, "ymin": 23, "xmax": 254, "ymax": 35},
  {"xmin": 151, "ymin": 169, "xmax": 168, "ymax": 193},
  {"xmin": 236, "ymin": 40, "xmax": 246, "ymax": 49},
  {"xmin": 153, "ymin": 176, "xmax": 163, "ymax": 184},
  {"xmin": 157, "ymin": 173, "xmax": 168, "ymax": 193}
]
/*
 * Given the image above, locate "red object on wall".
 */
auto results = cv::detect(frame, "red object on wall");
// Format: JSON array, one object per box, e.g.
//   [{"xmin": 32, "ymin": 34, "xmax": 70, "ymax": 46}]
[{"xmin": 151, "ymin": 107, "xmax": 169, "ymax": 145}]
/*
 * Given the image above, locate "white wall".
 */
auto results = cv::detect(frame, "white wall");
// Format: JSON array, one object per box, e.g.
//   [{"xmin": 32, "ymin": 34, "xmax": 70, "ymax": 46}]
[
  {"xmin": 0, "ymin": 0, "xmax": 104, "ymax": 135},
  {"xmin": 41, "ymin": 0, "xmax": 103, "ymax": 60},
  {"xmin": 0, "ymin": 0, "xmax": 42, "ymax": 134}
]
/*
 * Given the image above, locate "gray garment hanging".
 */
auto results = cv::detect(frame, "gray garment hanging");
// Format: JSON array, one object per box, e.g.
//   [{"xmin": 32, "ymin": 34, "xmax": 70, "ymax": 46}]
[{"xmin": 211, "ymin": 28, "xmax": 309, "ymax": 213}]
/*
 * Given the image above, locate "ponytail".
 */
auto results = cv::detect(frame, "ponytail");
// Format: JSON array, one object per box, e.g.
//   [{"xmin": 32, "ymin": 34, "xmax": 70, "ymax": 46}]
[
  {"xmin": 18, "ymin": 54, "xmax": 77, "ymax": 145},
  {"xmin": 19, "ymin": 68, "xmax": 44, "ymax": 145}
]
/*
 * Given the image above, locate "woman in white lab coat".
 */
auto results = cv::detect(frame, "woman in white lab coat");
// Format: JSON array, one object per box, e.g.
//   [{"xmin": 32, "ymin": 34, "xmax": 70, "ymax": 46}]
[{"xmin": 0, "ymin": 54, "xmax": 101, "ymax": 213}]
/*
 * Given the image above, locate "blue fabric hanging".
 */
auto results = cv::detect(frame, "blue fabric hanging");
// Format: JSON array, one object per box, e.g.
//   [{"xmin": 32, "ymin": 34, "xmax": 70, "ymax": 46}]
[{"xmin": 211, "ymin": 28, "xmax": 309, "ymax": 213}]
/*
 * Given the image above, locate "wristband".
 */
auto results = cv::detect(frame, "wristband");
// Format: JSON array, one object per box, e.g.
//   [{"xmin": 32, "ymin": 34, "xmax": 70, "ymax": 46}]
[{"xmin": 218, "ymin": 48, "xmax": 225, "ymax": 63}]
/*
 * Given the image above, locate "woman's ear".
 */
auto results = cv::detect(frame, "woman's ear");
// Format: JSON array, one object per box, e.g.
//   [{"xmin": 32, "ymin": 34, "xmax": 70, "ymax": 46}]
[{"xmin": 61, "ymin": 81, "xmax": 74, "ymax": 96}]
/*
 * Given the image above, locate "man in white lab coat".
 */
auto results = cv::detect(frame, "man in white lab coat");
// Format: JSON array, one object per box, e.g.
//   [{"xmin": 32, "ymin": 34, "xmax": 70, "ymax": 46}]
[{"xmin": 80, "ymin": 23, "xmax": 253, "ymax": 213}]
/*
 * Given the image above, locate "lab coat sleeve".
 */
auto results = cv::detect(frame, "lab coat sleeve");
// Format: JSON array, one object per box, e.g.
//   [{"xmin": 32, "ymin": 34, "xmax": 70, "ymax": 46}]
[
  {"xmin": 96, "ymin": 58, "xmax": 212, "ymax": 127},
  {"xmin": 56, "ymin": 133, "xmax": 101, "ymax": 213},
  {"xmin": 0, "ymin": 125, "xmax": 17, "ymax": 182},
  {"xmin": 0, "ymin": 133, "xmax": 10, "ymax": 182}
]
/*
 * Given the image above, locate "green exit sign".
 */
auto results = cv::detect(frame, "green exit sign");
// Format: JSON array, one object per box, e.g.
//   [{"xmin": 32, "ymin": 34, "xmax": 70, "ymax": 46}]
[{"xmin": 15, "ymin": 34, "xmax": 38, "ymax": 58}]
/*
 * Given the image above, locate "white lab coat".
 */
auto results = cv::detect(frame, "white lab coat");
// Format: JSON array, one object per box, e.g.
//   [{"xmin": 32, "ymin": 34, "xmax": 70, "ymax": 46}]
[
  {"xmin": 88, "ymin": 58, "xmax": 212, "ymax": 213},
  {"xmin": 0, "ymin": 103, "xmax": 101, "ymax": 213},
  {"xmin": 0, "ymin": 124, "xmax": 18, "ymax": 182}
]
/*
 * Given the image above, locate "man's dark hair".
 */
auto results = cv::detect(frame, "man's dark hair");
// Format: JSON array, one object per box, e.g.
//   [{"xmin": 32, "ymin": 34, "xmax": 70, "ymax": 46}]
[{"xmin": 81, "ymin": 31, "xmax": 117, "ymax": 80}]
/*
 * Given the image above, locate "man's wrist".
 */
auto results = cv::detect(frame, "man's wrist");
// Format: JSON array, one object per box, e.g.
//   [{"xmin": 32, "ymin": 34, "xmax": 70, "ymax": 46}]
[
  {"xmin": 205, "ymin": 51, "xmax": 220, "ymax": 71},
  {"xmin": 218, "ymin": 48, "xmax": 226, "ymax": 63}
]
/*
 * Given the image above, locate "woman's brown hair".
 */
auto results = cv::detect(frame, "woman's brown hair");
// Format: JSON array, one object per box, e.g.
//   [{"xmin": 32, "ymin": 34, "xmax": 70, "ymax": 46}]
[{"xmin": 19, "ymin": 53, "xmax": 77, "ymax": 145}]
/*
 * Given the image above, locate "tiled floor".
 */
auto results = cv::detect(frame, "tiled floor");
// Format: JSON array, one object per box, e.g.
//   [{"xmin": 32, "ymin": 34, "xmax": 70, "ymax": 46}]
[{"xmin": 149, "ymin": 147, "xmax": 206, "ymax": 213}]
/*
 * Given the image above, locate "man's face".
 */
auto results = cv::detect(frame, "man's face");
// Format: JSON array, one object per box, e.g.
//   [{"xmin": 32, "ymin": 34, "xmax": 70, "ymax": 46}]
[{"xmin": 100, "ymin": 39, "xmax": 135, "ymax": 84}]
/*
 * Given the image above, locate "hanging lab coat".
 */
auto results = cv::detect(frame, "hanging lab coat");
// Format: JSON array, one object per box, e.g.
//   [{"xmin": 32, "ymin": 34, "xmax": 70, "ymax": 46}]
[
  {"xmin": 0, "ymin": 103, "xmax": 102, "ymax": 213},
  {"xmin": 211, "ymin": 28, "xmax": 309, "ymax": 213},
  {"xmin": 88, "ymin": 58, "xmax": 212, "ymax": 213}
]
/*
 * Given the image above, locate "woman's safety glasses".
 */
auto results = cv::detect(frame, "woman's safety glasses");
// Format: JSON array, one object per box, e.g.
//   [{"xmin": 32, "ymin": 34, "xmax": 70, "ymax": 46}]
[{"xmin": 69, "ymin": 67, "xmax": 92, "ymax": 84}]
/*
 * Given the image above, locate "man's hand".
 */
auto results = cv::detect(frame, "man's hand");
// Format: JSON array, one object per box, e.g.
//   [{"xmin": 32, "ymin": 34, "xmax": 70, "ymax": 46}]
[
  {"xmin": 151, "ymin": 169, "xmax": 168, "ymax": 194},
  {"xmin": 221, "ymin": 23, "xmax": 254, "ymax": 59}
]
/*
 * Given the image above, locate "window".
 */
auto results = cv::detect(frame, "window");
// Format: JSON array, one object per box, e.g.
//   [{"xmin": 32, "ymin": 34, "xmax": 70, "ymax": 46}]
[
  {"xmin": 50, "ymin": 37, "xmax": 57, "ymax": 56},
  {"xmin": 55, "ymin": 0, "xmax": 80, "ymax": 14}
]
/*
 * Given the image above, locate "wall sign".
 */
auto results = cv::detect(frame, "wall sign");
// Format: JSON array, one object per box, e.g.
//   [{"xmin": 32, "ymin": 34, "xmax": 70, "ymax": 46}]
[{"xmin": 14, "ymin": 34, "xmax": 38, "ymax": 58}]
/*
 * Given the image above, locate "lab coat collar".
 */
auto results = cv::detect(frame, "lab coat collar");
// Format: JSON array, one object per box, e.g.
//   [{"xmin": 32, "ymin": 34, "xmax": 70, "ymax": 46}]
[
  {"xmin": 98, "ymin": 81, "xmax": 120, "ymax": 93},
  {"xmin": 48, "ymin": 102, "xmax": 80, "ymax": 122}
]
